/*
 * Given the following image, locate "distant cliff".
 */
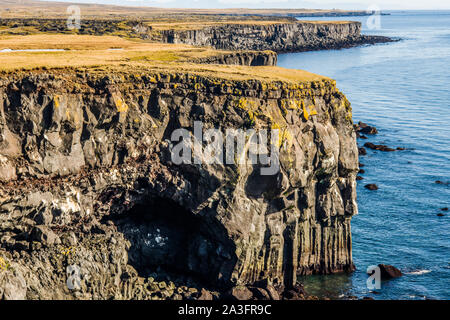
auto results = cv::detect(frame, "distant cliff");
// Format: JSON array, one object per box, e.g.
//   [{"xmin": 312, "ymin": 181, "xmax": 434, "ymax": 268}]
[
  {"xmin": 0, "ymin": 68, "xmax": 358, "ymax": 299},
  {"xmin": 160, "ymin": 21, "xmax": 392, "ymax": 53}
]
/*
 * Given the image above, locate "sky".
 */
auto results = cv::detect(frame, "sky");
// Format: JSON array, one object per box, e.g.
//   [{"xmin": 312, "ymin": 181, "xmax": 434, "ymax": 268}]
[{"xmin": 50, "ymin": 0, "xmax": 450, "ymax": 10}]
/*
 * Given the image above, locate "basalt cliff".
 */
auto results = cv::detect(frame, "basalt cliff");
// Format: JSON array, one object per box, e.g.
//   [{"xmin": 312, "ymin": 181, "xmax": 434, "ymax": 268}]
[
  {"xmin": 160, "ymin": 21, "xmax": 391, "ymax": 52},
  {"xmin": 0, "ymin": 65, "xmax": 358, "ymax": 300}
]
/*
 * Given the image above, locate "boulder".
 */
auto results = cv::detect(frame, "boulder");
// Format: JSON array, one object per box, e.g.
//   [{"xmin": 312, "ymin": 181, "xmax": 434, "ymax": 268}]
[
  {"xmin": 197, "ymin": 288, "xmax": 213, "ymax": 300},
  {"xmin": 378, "ymin": 264, "xmax": 403, "ymax": 280},
  {"xmin": 249, "ymin": 287, "xmax": 270, "ymax": 300},
  {"xmin": 30, "ymin": 226, "xmax": 59, "ymax": 246},
  {"xmin": 227, "ymin": 286, "xmax": 254, "ymax": 300}
]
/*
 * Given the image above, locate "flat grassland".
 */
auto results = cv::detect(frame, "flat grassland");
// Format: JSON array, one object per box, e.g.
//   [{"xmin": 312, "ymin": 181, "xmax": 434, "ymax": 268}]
[
  {"xmin": 0, "ymin": 34, "xmax": 326, "ymax": 83},
  {"xmin": 0, "ymin": 0, "xmax": 370, "ymax": 19}
]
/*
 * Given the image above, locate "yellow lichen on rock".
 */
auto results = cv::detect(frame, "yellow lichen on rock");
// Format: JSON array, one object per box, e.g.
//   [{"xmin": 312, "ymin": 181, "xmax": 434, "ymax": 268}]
[
  {"xmin": 115, "ymin": 98, "xmax": 129, "ymax": 113},
  {"xmin": 308, "ymin": 105, "xmax": 318, "ymax": 116},
  {"xmin": 53, "ymin": 95, "xmax": 60, "ymax": 108},
  {"xmin": 302, "ymin": 105, "xmax": 310, "ymax": 121}
]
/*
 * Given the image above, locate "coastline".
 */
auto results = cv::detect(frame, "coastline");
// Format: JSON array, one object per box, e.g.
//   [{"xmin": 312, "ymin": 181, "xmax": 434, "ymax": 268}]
[{"xmin": 0, "ymin": 2, "xmax": 401, "ymax": 301}]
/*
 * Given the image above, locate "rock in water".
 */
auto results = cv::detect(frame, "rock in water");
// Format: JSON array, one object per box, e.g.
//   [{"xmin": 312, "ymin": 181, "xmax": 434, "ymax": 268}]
[
  {"xmin": 359, "ymin": 147, "xmax": 367, "ymax": 155},
  {"xmin": 377, "ymin": 264, "xmax": 403, "ymax": 280},
  {"xmin": 364, "ymin": 142, "xmax": 395, "ymax": 152},
  {"xmin": 359, "ymin": 126, "xmax": 378, "ymax": 135},
  {"xmin": 365, "ymin": 184, "xmax": 379, "ymax": 190}
]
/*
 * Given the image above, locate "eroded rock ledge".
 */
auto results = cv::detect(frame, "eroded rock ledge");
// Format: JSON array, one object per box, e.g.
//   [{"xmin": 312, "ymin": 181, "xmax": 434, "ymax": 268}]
[
  {"xmin": 160, "ymin": 21, "xmax": 393, "ymax": 52},
  {"xmin": 0, "ymin": 69, "xmax": 358, "ymax": 299}
]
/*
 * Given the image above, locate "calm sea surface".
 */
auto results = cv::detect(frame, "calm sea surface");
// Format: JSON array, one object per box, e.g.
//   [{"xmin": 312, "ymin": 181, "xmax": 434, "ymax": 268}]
[{"xmin": 278, "ymin": 11, "xmax": 450, "ymax": 300}]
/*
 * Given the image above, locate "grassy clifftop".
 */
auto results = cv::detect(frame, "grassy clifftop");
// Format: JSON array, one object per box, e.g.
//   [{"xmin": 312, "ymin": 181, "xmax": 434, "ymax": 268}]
[{"xmin": 0, "ymin": 34, "xmax": 327, "ymax": 83}]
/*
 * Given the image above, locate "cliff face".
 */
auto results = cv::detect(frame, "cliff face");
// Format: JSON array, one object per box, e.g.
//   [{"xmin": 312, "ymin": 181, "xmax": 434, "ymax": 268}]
[
  {"xmin": 0, "ymin": 69, "xmax": 358, "ymax": 299},
  {"xmin": 160, "ymin": 21, "xmax": 388, "ymax": 52},
  {"xmin": 191, "ymin": 51, "xmax": 278, "ymax": 66}
]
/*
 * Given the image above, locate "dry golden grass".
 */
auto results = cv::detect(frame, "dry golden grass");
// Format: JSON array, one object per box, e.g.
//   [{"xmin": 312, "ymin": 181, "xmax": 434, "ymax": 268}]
[
  {"xmin": 0, "ymin": 34, "xmax": 229, "ymax": 66},
  {"xmin": 0, "ymin": 34, "xmax": 327, "ymax": 83},
  {"xmin": 0, "ymin": 34, "xmax": 148, "ymax": 50},
  {"xmin": 0, "ymin": 0, "xmax": 368, "ymax": 20}
]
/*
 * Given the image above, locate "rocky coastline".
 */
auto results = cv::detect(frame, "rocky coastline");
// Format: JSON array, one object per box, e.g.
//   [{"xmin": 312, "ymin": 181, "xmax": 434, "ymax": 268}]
[{"xmin": 0, "ymin": 9, "xmax": 384, "ymax": 300}]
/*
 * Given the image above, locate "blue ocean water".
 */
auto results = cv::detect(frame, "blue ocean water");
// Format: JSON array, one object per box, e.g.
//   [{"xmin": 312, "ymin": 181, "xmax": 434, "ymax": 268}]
[{"xmin": 278, "ymin": 11, "xmax": 450, "ymax": 300}]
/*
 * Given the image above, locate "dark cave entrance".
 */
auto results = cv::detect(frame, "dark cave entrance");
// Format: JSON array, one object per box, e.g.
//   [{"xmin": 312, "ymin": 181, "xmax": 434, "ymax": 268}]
[{"xmin": 105, "ymin": 196, "xmax": 236, "ymax": 288}]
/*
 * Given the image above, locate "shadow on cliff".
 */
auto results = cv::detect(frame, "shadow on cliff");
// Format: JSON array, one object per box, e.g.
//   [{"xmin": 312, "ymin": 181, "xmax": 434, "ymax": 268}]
[{"xmin": 103, "ymin": 195, "xmax": 237, "ymax": 289}]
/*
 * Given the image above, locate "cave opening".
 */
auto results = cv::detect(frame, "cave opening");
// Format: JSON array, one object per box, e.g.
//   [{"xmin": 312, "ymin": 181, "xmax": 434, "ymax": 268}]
[{"xmin": 105, "ymin": 195, "xmax": 236, "ymax": 289}]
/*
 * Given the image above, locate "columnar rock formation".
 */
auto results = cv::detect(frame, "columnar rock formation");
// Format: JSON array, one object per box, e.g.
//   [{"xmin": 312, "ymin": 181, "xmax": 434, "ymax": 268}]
[
  {"xmin": 160, "ymin": 21, "xmax": 391, "ymax": 52},
  {"xmin": 0, "ymin": 68, "xmax": 358, "ymax": 299}
]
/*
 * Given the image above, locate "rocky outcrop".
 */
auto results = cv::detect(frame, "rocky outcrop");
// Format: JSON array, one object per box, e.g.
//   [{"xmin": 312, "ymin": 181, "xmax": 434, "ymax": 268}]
[
  {"xmin": 160, "ymin": 21, "xmax": 392, "ymax": 52},
  {"xmin": 0, "ymin": 68, "xmax": 358, "ymax": 299},
  {"xmin": 191, "ymin": 51, "xmax": 277, "ymax": 66}
]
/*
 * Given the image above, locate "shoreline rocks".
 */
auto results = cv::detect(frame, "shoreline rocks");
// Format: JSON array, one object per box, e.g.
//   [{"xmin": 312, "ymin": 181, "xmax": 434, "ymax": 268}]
[{"xmin": 363, "ymin": 142, "xmax": 396, "ymax": 152}]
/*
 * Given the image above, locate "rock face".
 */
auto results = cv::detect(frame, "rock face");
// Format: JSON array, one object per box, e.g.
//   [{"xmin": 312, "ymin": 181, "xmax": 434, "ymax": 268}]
[
  {"xmin": 160, "ymin": 22, "xmax": 392, "ymax": 52},
  {"xmin": 0, "ymin": 69, "xmax": 358, "ymax": 299},
  {"xmin": 191, "ymin": 51, "xmax": 277, "ymax": 66}
]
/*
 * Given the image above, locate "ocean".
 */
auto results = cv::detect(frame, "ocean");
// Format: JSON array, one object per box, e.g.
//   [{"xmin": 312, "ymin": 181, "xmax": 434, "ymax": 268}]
[{"xmin": 278, "ymin": 10, "xmax": 450, "ymax": 300}]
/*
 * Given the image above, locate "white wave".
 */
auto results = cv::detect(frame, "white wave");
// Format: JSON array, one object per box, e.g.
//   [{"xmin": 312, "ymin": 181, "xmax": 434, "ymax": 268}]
[{"xmin": 405, "ymin": 269, "xmax": 432, "ymax": 275}]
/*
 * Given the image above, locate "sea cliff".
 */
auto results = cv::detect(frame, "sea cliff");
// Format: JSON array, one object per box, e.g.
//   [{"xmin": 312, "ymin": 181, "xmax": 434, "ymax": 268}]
[
  {"xmin": 0, "ymin": 65, "xmax": 358, "ymax": 299},
  {"xmin": 160, "ymin": 21, "xmax": 392, "ymax": 52}
]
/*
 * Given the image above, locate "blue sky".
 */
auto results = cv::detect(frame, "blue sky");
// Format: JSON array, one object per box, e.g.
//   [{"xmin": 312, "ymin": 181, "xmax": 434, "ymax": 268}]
[{"xmin": 50, "ymin": 0, "xmax": 450, "ymax": 10}]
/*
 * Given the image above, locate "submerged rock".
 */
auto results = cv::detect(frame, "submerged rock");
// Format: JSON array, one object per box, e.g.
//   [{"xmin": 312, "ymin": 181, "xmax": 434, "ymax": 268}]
[{"xmin": 364, "ymin": 184, "xmax": 379, "ymax": 191}]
